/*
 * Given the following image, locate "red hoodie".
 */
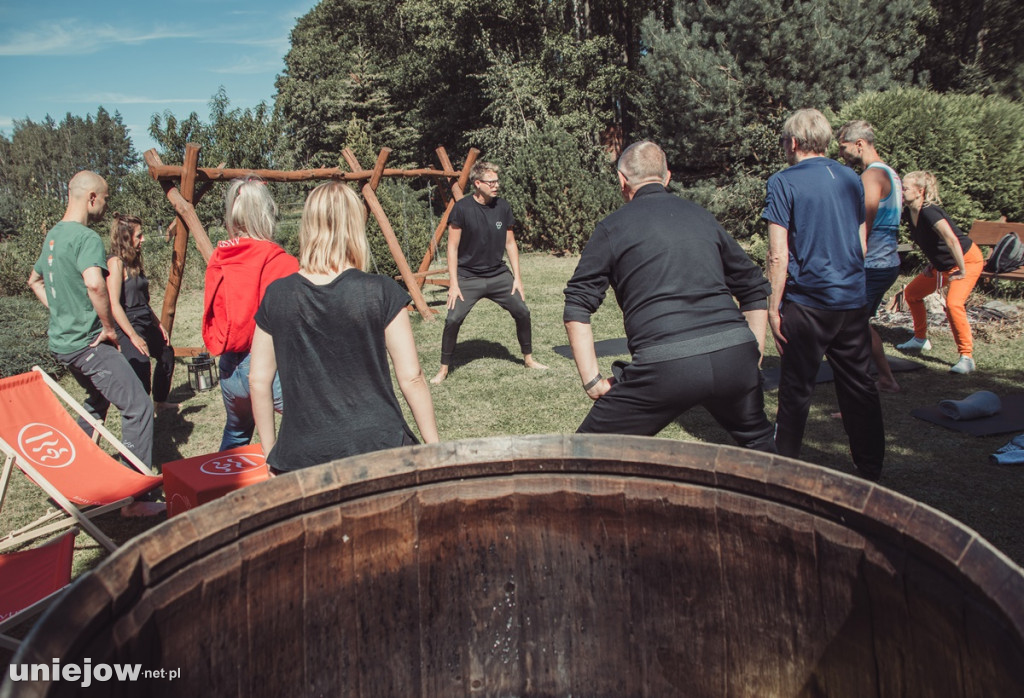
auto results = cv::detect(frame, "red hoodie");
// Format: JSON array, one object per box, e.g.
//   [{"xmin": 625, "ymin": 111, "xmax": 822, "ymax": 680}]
[{"xmin": 202, "ymin": 237, "xmax": 299, "ymax": 355}]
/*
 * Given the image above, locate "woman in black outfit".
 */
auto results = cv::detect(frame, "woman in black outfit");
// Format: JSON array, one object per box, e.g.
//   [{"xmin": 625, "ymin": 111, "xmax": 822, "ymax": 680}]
[{"xmin": 106, "ymin": 213, "xmax": 177, "ymax": 411}]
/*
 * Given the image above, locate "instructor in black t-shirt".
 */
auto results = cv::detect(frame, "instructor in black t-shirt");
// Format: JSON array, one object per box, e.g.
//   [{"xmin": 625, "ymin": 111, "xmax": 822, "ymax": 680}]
[{"xmin": 430, "ymin": 161, "xmax": 548, "ymax": 384}]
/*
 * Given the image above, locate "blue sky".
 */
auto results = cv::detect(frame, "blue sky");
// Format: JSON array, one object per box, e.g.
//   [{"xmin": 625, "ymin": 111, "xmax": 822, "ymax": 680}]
[{"xmin": 0, "ymin": 0, "xmax": 320, "ymax": 156}]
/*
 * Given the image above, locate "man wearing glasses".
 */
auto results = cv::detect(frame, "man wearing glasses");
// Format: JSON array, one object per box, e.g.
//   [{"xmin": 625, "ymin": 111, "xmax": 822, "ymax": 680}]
[{"xmin": 431, "ymin": 162, "xmax": 547, "ymax": 384}]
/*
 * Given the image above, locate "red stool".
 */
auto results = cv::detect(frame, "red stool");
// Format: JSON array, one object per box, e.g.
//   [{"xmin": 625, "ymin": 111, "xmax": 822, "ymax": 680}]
[{"xmin": 162, "ymin": 445, "xmax": 269, "ymax": 517}]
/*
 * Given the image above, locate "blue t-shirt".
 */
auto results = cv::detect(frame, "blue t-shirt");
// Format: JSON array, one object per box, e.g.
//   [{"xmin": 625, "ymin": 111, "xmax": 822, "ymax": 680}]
[{"xmin": 763, "ymin": 157, "xmax": 866, "ymax": 310}]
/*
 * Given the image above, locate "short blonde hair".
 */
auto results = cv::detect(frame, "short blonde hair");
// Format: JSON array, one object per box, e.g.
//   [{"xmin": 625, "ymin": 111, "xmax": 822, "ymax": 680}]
[
  {"xmin": 224, "ymin": 175, "xmax": 277, "ymax": 241},
  {"xmin": 299, "ymin": 182, "xmax": 368, "ymax": 274},
  {"xmin": 470, "ymin": 161, "xmax": 499, "ymax": 183},
  {"xmin": 782, "ymin": 109, "xmax": 834, "ymax": 155},
  {"xmin": 903, "ymin": 170, "xmax": 942, "ymax": 206}
]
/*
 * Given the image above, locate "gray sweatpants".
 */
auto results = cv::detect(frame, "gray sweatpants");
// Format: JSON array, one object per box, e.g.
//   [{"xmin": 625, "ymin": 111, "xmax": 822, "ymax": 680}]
[
  {"xmin": 55, "ymin": 342, "xmax": 154, "ymax": 467},
  {"xmin": 440, "ymin": 270, "xmax": 533, "ymax": 365}
]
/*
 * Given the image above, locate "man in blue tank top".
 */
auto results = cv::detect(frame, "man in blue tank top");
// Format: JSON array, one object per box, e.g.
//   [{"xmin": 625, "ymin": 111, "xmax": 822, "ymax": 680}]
[
  {"xmin": 763, "ymin": 109, "xmax": 885, "ymax": 480},
  {"xmin": 838, "ymin": 120, "xmax": 904, "ymax": 393}
]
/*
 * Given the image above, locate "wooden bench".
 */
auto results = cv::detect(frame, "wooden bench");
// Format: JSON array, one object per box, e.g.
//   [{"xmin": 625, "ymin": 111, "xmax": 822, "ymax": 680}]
[{"xmin": 969, "ymin": 220, "xmax": 1024, "ymax": 282}]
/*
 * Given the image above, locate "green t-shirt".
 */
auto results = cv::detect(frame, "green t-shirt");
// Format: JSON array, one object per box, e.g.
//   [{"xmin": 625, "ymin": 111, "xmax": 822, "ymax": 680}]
[{"xmin": 33, "ymin": 221, "xmax": 108, "ymax": 354}]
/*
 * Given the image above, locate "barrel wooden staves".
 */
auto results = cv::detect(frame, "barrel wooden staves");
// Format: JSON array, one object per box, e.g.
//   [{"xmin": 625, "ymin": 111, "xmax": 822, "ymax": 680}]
[{"xmin": 4, "ymin": 435, "xmax": 1024, "ymax": 697}]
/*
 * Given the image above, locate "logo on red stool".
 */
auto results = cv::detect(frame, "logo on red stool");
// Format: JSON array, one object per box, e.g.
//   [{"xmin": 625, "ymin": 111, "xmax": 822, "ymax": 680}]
[
  {"xmin": 200, "ymin": 452, "xmax": 266, "ymax": 476},
  {"xmin": 168, "ymin": 493, "xmax": 193, "ymax": 516},
  {"xmin": 17, "ymin": 423, "xmax": 76, "ymax": 468}
]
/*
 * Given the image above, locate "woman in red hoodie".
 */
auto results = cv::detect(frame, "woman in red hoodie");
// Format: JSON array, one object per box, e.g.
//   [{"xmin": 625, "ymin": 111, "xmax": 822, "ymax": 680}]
[{"xmin": 202, "ymin": 176, "xmax": 298, "ymax": 450}]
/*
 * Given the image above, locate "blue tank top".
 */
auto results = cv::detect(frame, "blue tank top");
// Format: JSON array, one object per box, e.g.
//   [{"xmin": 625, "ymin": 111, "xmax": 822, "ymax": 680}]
[{"xmin": 864, "ymin": 162, "xmax": 902, "ymax": 269}]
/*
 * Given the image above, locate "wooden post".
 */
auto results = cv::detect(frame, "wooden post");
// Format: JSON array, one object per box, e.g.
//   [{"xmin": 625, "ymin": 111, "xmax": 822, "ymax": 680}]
[
  {"xmin": 145, "ymin": 146, "xmax": 474, "ymax": 333},
  {"xmin": 341, "ymin": 148, "xmax": 435, "ymax": 321},
  {"xmin": 414, "ymin": 147, "xmax": 479, "ymax": 284},
  {"xmin": 150, "ymin": 146, "xmax": 193, "ymax": 338},
  {"xmin": 147, "ymin": 145, "xmax": 218, "ymax": 342}
]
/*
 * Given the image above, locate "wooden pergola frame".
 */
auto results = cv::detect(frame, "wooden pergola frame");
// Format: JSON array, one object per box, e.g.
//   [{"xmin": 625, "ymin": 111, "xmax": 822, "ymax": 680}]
[{"xmin": 145, "ymin": 144, "xmax": 479, "ymax": 353}]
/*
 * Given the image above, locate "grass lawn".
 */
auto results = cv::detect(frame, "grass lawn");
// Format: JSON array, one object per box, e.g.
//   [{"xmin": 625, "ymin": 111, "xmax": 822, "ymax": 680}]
[{"xmin": 3, "ymin": 252, "xmax": 1023, "ymax": 637}]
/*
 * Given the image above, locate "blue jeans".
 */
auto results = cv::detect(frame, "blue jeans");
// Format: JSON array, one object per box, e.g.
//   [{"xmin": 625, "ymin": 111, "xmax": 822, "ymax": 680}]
[{"xmin": 218, "ymin": 351, "xmax": 283, "ymax": 451}]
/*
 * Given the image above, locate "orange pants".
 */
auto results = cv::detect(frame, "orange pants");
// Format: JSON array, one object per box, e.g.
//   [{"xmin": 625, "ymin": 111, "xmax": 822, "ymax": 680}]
[{"xmin": 903, "ymin": 243, "xmax": 984, "ymax": 357}]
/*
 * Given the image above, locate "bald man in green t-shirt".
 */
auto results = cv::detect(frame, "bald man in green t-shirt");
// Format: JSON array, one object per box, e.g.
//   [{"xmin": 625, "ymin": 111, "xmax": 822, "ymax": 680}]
[{"xmin": 28, "ymin": 172, "xmax": 156, "ymax": 491}]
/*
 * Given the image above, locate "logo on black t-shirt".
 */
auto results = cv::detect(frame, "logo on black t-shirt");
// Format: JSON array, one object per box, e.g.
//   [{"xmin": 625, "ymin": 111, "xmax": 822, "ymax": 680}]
[{"xmin": 496, "ymin": 221, "xmax": 503, "ymax": 230}]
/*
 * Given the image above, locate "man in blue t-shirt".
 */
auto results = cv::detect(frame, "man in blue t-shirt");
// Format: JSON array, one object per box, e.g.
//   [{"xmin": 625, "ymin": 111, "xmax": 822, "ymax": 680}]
[
  {"xmin": 763, "ymin": 109, "xmax": 885, "ymax": 480},
  {"xmin": 430, "ymin": 161, "xmax": 547, "ymax": 384},
  {"xmin": 28, "ymin": 171, "xmax": 156, "ymax": 488}
]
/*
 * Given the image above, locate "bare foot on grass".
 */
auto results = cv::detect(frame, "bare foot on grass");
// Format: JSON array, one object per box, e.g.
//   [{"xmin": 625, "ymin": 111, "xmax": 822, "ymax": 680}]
[
  {"xmin": 430, "ymin": 366, "xmax": 449, "ymax": 385},
  {"xmin": 524, "ymin": 356, "xmax": 548, "ymax": 371}
]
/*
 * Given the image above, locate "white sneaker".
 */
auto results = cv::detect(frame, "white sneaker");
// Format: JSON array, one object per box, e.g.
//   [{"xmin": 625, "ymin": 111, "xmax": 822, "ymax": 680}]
[
  {"xmin": 949, "ymin": 355, "xmax": 976, "ymax": 375},
  {"xmin": 896, "ymin": 336, "xmax": 932, "ymax": 352}
]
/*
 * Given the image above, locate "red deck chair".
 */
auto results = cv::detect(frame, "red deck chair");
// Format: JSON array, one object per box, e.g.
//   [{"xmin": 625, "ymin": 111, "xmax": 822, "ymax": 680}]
[
  {"xmin": 0, "ymin": 529, "xmax": 78, "ymax": 651},
  {"xmin": 0, "ymin": 367, "xmax": 162, "ymax": 553}
]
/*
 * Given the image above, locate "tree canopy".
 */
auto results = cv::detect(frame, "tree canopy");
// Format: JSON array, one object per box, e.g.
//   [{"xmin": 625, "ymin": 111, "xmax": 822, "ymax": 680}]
[
  {"xmin": 275, "ymin": 0, "xmax": 672, "ymax": 167},
  {"xmin": 637, "ymin": 0, "xmax": 927, "ymax": 181},
  {"xmin": 2, "ymin": 0, "xmax": 1023, "ymax": 290},
  {"xmin": 0, "ymin": 108, "xmax": 137, "ymax": 239}
]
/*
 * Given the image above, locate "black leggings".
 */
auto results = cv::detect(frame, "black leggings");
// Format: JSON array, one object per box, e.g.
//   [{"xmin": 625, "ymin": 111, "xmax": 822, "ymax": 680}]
[
  {"xmin": 440, "ymin": 270, "xmax": 532, "ymax": 365},
  {"xmin": 119, "ymin": 312, "xmax": 175, "ymax": 403}
]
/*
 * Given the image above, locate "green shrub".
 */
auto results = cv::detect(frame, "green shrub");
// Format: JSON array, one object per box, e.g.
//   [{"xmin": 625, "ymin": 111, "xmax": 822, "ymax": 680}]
[
  {"xmin": 362, "ymin": 180, "xmax": 437, "ymax": 280},
  {"xmin": 836, "ymin": 88, "xmax": 1024, "ymax": 226},
  {"xmin": 503, "ymin": 123, "xmax": 621, "ymax": 254},
  {"xmin": 0, "ymin": 196, "xmax": 64, "ymax": 297},
  {"xmin": 679, "ymin": 172, "xmax": 768, "ymax": 244},
  {"xmin": 0, "ymin": 296, "xmax": 62, "ymax": 378}
]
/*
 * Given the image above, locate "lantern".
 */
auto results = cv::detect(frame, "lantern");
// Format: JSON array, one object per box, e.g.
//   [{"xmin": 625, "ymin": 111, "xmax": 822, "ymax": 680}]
[{"xmin": 187, "ymin": 353, "xmax": 217, "ymax": 393}]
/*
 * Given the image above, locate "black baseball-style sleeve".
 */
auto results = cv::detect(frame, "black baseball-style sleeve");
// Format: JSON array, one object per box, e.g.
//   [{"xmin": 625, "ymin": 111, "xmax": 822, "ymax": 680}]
[
  {"xmin": 718, "ymin": 228, "xmax": 771, "ymax": 311},
  {"xmin": 563, "ymin": 224, "xmax": 613, "ymax": 323}
]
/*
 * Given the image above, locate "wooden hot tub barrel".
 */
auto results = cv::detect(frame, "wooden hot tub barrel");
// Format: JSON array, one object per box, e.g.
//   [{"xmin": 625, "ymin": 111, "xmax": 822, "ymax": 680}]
[{"xmin": 4, "ymin": 435, "xmax": 1024, "ymax": 697}]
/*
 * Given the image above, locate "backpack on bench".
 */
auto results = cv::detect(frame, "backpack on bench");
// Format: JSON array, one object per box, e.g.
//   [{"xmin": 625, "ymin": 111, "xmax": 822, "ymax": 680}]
[{"xmin": 984, "ymin": 232, "xmax": 1024, "ymax": 274}]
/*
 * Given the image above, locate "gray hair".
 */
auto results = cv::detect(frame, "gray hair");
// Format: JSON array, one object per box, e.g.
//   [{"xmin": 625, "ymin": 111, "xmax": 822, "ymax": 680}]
[
  {"xmin": 838, "ymin": 120, "xmax": 876, "ymax": 146},
  {"xmin": 617, "ymin": 141, "xmax": 667, "ymax": 188},
  {"xmin": 782, "ymin": 109, "xmax": 834, "ymax": 155}
]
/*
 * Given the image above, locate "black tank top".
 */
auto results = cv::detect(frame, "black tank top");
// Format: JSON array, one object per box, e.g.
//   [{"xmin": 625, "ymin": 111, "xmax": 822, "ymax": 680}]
[{"xmin": 120, "ymin": 269, "xmax": 151, "ymax": 319}]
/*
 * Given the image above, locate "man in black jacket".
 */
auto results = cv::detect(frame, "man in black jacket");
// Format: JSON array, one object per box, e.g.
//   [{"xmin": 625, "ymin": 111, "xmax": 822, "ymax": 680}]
[{"xmin": 563, "ymin": 141, "xmax": 775, "ymax": 450}]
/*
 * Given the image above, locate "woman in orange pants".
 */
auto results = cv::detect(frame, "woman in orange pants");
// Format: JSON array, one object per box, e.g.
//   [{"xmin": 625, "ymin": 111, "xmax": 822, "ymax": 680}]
[{"xmin": 896, "ymin": 171, "xmax": 983, "ymax": 374}]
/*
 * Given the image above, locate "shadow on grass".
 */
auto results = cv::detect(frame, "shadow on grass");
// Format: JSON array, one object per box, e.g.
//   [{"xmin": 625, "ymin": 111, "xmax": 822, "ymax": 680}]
[
  {"xmin": 153, "ymin": 395, "xmax": 198, "ymax": 470},
  {"xmin": 447, "ymin": 339, "xmax": 522, "ymax": 374}
]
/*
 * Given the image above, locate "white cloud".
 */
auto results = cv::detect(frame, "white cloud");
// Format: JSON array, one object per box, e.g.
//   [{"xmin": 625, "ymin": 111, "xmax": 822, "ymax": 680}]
[
  {"xmin": 0, "ymin": 21, "xmax": 200, "ymax": 56},
  {"xmin": 211, "ymin": 56, "xmax": 280, "ymax": 75},
  {"xmin": 62, "ymin": 93, "xmax": 208, "ymax": 105}
]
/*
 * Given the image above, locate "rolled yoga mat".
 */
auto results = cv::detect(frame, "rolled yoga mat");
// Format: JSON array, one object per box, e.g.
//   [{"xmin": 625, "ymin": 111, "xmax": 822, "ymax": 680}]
[{"xmin": 939, "ymin": 390, "xmax": 1002, "ymax": 421}]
